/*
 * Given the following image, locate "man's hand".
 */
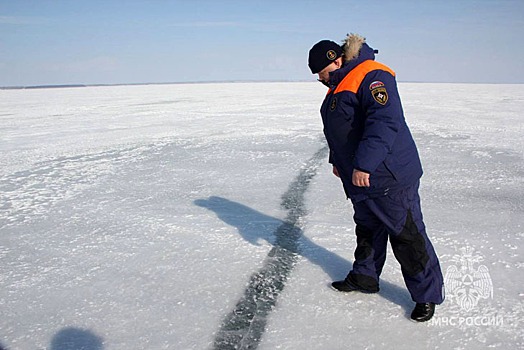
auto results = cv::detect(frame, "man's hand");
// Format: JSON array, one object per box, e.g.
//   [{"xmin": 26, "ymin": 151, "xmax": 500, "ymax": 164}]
[
  {"xmin": 333, "ymin": 165, "xmax": 340, "ymax": 178},
  {"xmin": 352, "ymin": 169, "xmax": 370, "ymax": 187}
]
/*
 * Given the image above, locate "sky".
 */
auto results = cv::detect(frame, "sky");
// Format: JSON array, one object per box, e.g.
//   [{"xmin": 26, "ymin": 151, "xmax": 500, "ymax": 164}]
[{"xmin": 1, "ymin": 0, "xmax": 523, "ymax": 86}]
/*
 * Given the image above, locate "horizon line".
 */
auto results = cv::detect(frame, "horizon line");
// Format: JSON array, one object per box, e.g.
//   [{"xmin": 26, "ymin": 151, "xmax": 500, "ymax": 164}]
[{"xmin": 1, "ymin": 79, "xmax": 522, "ymax": 90}]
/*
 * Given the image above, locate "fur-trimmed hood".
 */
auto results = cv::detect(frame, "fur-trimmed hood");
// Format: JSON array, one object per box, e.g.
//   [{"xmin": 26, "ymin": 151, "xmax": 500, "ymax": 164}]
[
  {"xmin": 328, "ymin": 33, "xmax": 376, "ymax": 86},
  {"xmin": 342, "ymin": 33, "xmax": 367, "ymax": 62}
]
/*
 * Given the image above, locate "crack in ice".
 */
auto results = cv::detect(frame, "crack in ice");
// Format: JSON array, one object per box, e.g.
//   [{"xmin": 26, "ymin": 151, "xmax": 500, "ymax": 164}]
[{"xmin": 212, "ymin": 145, "xmax": 328, "ymax": 350}]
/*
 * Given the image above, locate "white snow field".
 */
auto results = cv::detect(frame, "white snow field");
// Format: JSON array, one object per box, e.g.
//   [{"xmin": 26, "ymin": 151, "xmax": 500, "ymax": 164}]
[{"xmin": 0, "ymin": 82, "xmax": 522, "ymax": 349}]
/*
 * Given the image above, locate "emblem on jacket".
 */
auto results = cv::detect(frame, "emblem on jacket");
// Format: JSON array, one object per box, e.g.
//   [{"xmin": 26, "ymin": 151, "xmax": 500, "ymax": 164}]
[
  {"xmin": 369, "ymin": 80, "xmax": 388, "ymax": 105},
  {"xmin": 444, "ymin": 246, "xmax": 493, "ymax": 312},
  {"xmin": 330, "ymin": 97, "xmax": 337, "ymax": 111}
]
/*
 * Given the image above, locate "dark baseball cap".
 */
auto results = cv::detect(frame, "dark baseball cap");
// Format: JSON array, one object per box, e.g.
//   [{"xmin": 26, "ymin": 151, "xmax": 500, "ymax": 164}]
[{"xmin": 308, "ymin": 40, "xmax": 343, "ymax": 74}]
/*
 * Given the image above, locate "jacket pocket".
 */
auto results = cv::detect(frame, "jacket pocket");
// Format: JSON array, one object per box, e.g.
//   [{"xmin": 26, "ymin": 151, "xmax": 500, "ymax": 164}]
[{"xmin": 383, "ymin": 160, "xmax": 398, "ymax": 181}]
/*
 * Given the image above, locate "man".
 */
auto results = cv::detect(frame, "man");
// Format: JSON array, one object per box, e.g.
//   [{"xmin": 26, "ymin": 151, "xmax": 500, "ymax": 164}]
[{"xmin": 308, "ymin": 34, "xmax": 444, "ymax": 322}]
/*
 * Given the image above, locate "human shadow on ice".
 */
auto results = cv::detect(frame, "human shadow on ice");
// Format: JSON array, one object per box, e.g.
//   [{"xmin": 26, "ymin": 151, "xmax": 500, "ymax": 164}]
[
  {"xmin": 50, "ymin": 327, "xmax": 104, "ymax": 350},
  {"xmin": 194, "ymin": 196, "xmax": 413, "ymax": 312}
]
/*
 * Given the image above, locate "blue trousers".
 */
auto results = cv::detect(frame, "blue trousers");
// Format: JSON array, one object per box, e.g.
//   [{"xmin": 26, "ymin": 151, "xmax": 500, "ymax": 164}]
[{"xmin": 347, "ymin": 181, "xmax": 444, "ymax": 304}]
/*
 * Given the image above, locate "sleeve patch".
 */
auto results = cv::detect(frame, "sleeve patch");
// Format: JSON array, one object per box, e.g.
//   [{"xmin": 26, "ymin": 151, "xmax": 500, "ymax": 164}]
[
  {"xmin": 372, "ymin": 88, "xmax": 388, "ymax": 105},
  {"xmin": 369, "ymin": 81, "xmax": 384, "ymax": 90},
  {"xmin": 369, "ymin": 81, "xmax": 388, "ymax": 105}
]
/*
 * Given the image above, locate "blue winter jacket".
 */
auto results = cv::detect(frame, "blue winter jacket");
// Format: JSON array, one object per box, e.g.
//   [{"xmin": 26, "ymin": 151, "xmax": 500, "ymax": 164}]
[{"xmin": 320, "ymin": 43, "xmax": 423, "ymax": 202}]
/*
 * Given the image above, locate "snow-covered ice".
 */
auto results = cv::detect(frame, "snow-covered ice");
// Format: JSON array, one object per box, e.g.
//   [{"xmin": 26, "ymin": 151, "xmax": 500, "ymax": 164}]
[{"xmin": 0, "ymin": 82, "xmax": 522, "ymax": 349}]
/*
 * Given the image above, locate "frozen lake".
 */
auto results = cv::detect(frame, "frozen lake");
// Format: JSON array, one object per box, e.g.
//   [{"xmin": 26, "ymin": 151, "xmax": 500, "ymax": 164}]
[{"xmin": 1, "ymin": 82, "xmax": 523, "ymax": 349}]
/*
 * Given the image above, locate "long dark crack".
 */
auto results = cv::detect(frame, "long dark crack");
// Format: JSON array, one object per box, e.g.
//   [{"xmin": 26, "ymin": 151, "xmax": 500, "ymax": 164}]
[{"xmin": 212, "ymin": 146, "xmax": 328, "ymax": 350}]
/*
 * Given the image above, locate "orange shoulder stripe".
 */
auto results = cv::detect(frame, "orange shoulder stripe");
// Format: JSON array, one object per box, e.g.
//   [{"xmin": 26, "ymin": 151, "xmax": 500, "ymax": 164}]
[{"xmin": 333, "ymin": 60, "xmax": 395, "ymax": 94}]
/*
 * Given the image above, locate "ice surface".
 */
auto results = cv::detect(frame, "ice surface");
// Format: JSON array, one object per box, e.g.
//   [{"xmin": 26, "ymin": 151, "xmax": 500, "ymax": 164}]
[{"xmin": 0, "ymin": 82, "xmax": 522, "ymax": 349}]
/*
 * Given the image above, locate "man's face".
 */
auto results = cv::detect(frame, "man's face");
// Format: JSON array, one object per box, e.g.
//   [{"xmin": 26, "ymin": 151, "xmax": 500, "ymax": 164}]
[{"xmin": 317, "ymin": 59, "xmax": 341, "ymax": 85}]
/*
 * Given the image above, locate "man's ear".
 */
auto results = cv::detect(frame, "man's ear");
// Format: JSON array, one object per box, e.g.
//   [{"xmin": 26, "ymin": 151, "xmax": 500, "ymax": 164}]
[{"xmin": 334, "ymin": 57, "xmax": 343, "ymax": 68}]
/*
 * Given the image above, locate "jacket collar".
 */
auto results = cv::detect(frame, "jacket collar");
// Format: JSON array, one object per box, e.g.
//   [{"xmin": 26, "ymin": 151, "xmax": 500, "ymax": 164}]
[{"xmin": 328, "ymin": 43, "xmax": 376, "ymax": 87}]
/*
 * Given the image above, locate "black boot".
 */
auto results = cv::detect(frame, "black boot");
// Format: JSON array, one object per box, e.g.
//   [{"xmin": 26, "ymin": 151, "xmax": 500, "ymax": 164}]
[
  {"xmin": 331, "ymin": 278, "xmax": 379, "ymax": 294},
  {"xmin": 410, "ymin": 302, "xmax": 435, "ymax": 322}
]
